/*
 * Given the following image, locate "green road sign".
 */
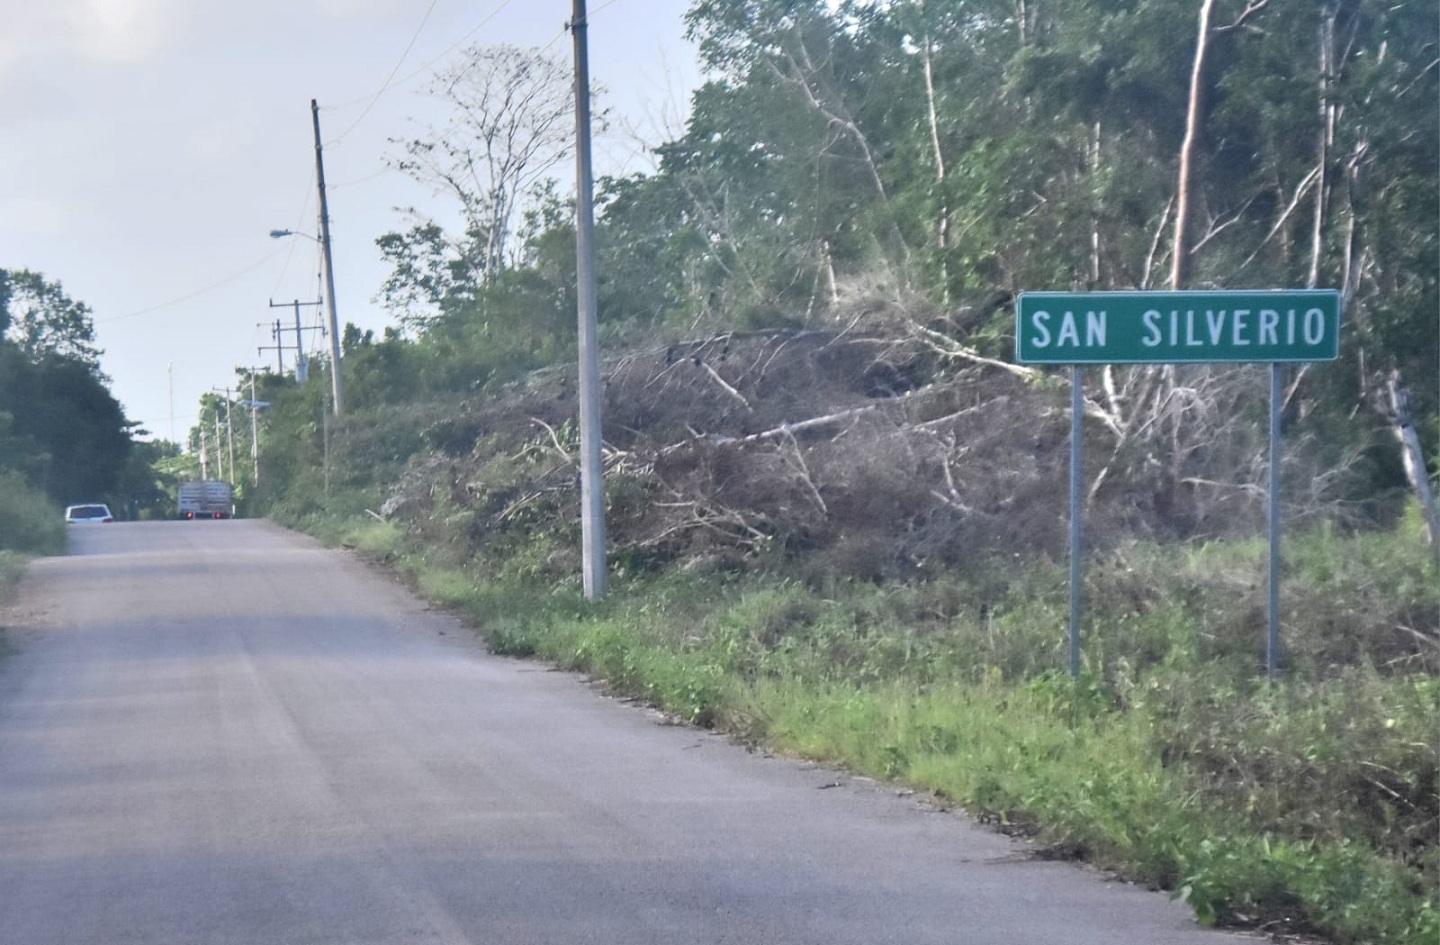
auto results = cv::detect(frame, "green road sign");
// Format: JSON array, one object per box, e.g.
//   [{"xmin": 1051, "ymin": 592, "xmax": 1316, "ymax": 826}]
[{"xmin": 1016, "ymin": 290, "xmax": 1341, "ymax": 364}]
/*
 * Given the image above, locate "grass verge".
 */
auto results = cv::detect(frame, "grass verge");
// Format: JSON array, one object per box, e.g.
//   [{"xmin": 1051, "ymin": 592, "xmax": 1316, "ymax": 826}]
[
  {"xmin": 0, "ymin": 550, "xmax": 29, "ymax": 658},
  {"xmin": 281, "ymin": 502, "xmax": 1439, "ymax": 945}
]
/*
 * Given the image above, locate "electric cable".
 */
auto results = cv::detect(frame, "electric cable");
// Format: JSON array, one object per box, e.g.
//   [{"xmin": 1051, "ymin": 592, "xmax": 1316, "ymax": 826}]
[
  {"xmin": 98, "ymin": 247, "xmax": 292, "ymax": 324},
  {"xmin": 324, "ymin": 0, "xmax": 518, "ymax": 145},
  {"xmin": 329, "ymin": 0, "xmax": 443, "ymax": 143}
]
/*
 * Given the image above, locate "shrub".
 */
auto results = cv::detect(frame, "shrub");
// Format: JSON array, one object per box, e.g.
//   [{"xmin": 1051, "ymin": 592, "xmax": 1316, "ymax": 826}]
[{"xmin": 0, "ymin": 472, "xmax": 64, "ymax": 555}]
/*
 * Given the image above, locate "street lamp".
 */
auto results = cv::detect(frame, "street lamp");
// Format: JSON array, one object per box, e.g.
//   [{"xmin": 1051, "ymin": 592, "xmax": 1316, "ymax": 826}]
[{"xmin": 270, "ymin": 227, "xmax": 344, "ymax": 415}]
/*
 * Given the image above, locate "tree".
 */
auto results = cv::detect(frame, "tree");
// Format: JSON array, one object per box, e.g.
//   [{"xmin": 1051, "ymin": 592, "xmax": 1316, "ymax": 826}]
[
  {"xmin": 0, "ymin": 352, "xmax": 131, "ymax": 503},
  {"xmin": 1, "ymin": 268, "xmax": 104, "ymax": 372},
  {"xmin": 0, "ymin": 270, "xmax": 132, "ymax": 505},
  {"xmin": 382, "ymin": 44, "xmax": 577, "ymax": 326}
]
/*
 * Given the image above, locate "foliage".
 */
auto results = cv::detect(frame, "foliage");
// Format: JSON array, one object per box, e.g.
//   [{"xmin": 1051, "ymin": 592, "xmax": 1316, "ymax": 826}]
[
  {"xmin": 0, "ymin": 268, "xmax": 104, "ymax": 370},
  {"xmin": 214, "ymin": 10, "xmax": 1440, "ymax": 944},
  {"xmin": 381, "ymin": 43, "xmax": 576, "ymax": 328},
  {"xmin": 279, "ymin": 494, "xmax": 1434, "ymax": 943},
  {"xmin": 0, "ymin": 471, "xmax": 65, "ymax": 554},
  {"xmin": 0, "ymin": 270, "xmax": 134, "ymax": 510}
]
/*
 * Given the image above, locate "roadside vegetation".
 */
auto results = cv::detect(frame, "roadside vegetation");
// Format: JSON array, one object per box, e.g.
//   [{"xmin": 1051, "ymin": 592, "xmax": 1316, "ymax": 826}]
[
  {"xmin": 8, "ymin": 1, "xmax": 1434, "ymax": 942},
  {"xmin": 246, "ymin": 3, "xmax": 1436, "ymax": 941},
  {"xmin": 273, "ymin": 417, "xmax": 1438, "ymax": 944}
]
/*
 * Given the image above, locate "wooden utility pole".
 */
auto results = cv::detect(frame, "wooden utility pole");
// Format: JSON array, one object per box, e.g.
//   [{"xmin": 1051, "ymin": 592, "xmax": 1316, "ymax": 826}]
[
  {"xmin": 571, "ymin": 0, "xmax": 606, "ymax": 600},
  {"xmin": 312, "ymin": 99, "xmax": 345, "ymax": 416}
]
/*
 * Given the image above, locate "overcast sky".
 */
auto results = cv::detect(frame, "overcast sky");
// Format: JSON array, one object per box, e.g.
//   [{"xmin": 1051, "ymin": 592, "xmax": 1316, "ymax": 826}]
[{"xmin": 0, "ymin": 0, "xmax": 701, "ymax": 442}]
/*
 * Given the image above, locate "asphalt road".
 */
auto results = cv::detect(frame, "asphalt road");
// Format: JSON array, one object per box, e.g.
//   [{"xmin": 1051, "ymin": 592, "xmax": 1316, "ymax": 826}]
[{"xmin": 0, "ymin": 520, "xmax": 1251, "ymax": 945}]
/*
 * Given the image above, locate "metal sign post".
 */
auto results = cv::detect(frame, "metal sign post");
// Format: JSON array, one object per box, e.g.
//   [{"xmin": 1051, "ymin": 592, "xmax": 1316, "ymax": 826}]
[
  {"xmin": 1069, "ymin": 365, "xmax": 1083, "ymax": 678},
  {"xmin": 1267, "ymin": 364, "xmax": 1283, "ymax": 677},
  {"xmin": 1016, "ymin": 290, "xmax": 1341, "ymax": 677}
]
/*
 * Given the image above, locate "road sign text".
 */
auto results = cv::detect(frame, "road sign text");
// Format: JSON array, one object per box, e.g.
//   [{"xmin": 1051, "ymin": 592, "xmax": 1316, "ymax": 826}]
[{"xmin": 1016, "ymin": 290, "xmax": 1341, "ymax": 364}]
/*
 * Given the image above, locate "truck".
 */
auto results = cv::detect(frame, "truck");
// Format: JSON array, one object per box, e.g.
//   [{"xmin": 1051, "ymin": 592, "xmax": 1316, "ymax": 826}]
[{"xmin": 178, "ymin": 480, "xmax": 235, "ymax": 519}]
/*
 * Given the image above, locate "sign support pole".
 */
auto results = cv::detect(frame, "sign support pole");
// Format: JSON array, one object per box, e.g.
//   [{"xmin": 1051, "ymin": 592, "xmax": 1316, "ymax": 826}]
[
  {"xmin": 1069, "ymin": 365, "xmax": 1083, "ymax": 678},
  {"xmin": 1016, "ymin": 290, "xmax": 1340, "ymax": 679},
  {"xmin": 1267, "ymin": 363, "xmax": 1282, "ymax": 678}
]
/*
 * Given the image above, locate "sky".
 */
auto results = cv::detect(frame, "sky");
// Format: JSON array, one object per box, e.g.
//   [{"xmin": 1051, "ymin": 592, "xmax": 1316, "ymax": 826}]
[{"xmin": 0, "ymin": 0, "xmax": 702, "ymax": 443}]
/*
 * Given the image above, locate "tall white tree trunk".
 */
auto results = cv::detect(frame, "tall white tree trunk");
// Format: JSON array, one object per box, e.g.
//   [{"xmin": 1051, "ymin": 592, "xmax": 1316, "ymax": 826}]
[{"xmin": 1170, "ymin": 0, "xmax": 1218, "ymax": 290}]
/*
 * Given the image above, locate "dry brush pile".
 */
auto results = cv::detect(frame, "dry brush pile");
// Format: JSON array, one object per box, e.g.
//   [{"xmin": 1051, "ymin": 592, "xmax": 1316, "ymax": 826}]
[{"xmin": 377, "ymin": 300, "xmax": 1380, "ymax": 587}]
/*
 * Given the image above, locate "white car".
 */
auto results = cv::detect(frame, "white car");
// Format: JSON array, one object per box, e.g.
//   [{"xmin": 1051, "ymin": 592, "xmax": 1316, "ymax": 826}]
[{"xmin": 65, "ymin": 503, "xmax": 115, "ymax": 524}]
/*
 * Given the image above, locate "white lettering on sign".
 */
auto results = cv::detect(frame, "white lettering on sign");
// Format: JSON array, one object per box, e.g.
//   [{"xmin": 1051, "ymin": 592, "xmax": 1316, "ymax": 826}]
[
  {"xmin": 1028, "ymin": 310, "xmax": 1107, "ymax": 348},
  {"xmin": 1030, "ymin": 311, "xmax": 1051, "ymax": 347},
  {"xmin": 1232, "ymin": 309, "xmax": 1250, "ymax": 345},
  {"xmin": 1260, "ymin": 309, "xmax": 1279, "ymax": 345},
  {"xmin": 1140, "ymin": 308, "xmax": 1328, "ymax": 350},
  {"xmin": 1057, "ymin": 313, "xmax": 1079, "ymax": 347},
  {"xmin": 1142, "ymin": 310, "xmax": 1162, "ymax": 346},
  {"xmin": 1185, "ymin": 310, "xmax": 1204, "ymax": 346},
  {"xmin": 1088, "ymin": 311, "xmax": 1106, "ymax": 346}
]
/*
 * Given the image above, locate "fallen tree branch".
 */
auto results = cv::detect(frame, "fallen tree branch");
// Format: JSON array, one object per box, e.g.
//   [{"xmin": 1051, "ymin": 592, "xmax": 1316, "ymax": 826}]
[
  {"xmin": 699, "ymin": 361, "xmax": 753, "ymax": 411},
  {"xmin": 529, "ymin": 416, "xmax": 575, "ymax": 466},
  {"xmin": 911, "ymin": 323, "xmax": 1038, "ymax": 380}
]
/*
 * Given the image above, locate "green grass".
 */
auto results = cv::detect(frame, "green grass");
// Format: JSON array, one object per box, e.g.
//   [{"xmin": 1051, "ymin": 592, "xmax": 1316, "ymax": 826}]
[
  {"xmin": 0, "ymin": 550, "xmax": 25, "ymax": 598},
  {"xmin": 276, "ymin": 497, "xmax": 1439, "ymax": 945},
  {"xmin": 0, "ymin": 473, "xmax": 65, "ymax": 556},
  {"xmin": 0, "ymin": 550, "xmax": 29, "ymax": 659}
]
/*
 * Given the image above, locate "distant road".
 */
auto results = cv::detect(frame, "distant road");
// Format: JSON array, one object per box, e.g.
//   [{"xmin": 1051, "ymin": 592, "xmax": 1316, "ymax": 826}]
[{"xmin": 0, "ymin": 521, "xmax": 1249, "ymax": 944}]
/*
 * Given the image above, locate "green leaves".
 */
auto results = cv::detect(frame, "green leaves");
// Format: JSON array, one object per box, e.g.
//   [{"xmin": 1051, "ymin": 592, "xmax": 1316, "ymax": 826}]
[{"xmin": 1, "ymin": 268, "xmax": 103, "ymax": 372}]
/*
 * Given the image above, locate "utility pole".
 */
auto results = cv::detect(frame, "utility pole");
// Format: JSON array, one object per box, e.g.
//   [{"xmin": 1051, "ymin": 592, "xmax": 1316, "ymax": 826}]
[
  {"xmin": 212, "ymin": 412, "xmax": 225, "ymax": 481},
  {"xmin": 212, "ymin": 387, "xmax": 236, "ymax": 484},
  {"xmin": 311, "ymin": 99, "xmax": 345, "ymax": 416},
  {"xmin": 258, "ymin": 319, "xmax": 285, "ymax": 374},
  {"xmin": 571, "ymin": 0, "xmax": 606, "ymax": 600},
  {"xmin": 250, "ymin": 371, "xmax": 261, "ymax": 485},
  {"xmin": 322, "ymin": 397, "xmax": 332, "ymax": 497},
  {"xmin": 265, "ymin": 299, "xmax": 322, "ymax": 382},
  {"xmin": 199, "ymin": 429, "xmax": 210, "ymax": 479}
]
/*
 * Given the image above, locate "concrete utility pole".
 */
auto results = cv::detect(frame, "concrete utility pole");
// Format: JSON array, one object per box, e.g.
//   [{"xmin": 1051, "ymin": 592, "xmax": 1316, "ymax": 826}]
[
  {"xmin": 213, "ymin": 388, "xmax": 236, "ymax": 484},
  {"xmin": 250, "ymin": 372, "xmax": 261, "ymax": 485},
  {"xmin": 312, "ymin": 99, "xmax": 345, "ymax": 416},
  {"xmin": 258, "ymin": 319, "xmax": 285, "ymax": 374},
  {"xmin": 571, "ymin": 0, "xmax": 607, "ymax": 600},
  {"xmin": 212, "ymin": 413, "xmax": 225, "ymax": 481}
]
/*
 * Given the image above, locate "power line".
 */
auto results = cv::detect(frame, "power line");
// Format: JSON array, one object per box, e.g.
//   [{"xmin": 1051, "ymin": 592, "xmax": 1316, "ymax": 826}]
[
  {"xmin": 97, "ymin": 247, "xmax": 291, "ymax": 323},
  {"xmin": 269, "ymin": 167, "xmax": 318, "ymax": 298},
  {"xmin": 327, "ymin": 167, "xmax": 394, "ymax": 190},
  {"xmin": 324, "ymin": 0, "xmax": 520, "ymax": 144},
  {"xmin": 329, "ymin": 0, "xmax": 444, "ymax": 142}
]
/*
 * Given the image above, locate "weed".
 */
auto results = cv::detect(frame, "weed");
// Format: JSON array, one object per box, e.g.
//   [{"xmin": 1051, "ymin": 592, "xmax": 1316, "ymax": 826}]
[
  {"xmin": 0, "ymin": 473, "xmax": 65, "ymax": 555},
  {"xmin": 274, "ymin": 490, "xmax": 1439, "ymax": 944}
]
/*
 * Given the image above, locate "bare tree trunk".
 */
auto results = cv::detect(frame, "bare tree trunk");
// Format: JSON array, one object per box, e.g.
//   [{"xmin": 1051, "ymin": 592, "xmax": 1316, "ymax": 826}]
[
  {"xmin": 918, "ymin": 3, "xmax": 950, "ymax": 297},
  {"xmin": 1170, "ymin": 0, "xmax": 1219, "ymax": 291},
  {"xmin": 1090, "ymin": 122, "xmax": 1102, "ymax": 285},
  {"xmin": 1388, "ymin": 373, "xmax": 1440, "ymax": 559},
  {"xmin": 1308, "ymin": 2, "xmax": 1338, "ymax": 289}
]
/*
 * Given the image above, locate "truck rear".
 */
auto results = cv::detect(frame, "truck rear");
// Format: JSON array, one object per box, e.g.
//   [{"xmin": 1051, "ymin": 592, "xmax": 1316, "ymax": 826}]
[{"xmin": 178, "ymin": 480, "xmax": 235, "ymax": 519}]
